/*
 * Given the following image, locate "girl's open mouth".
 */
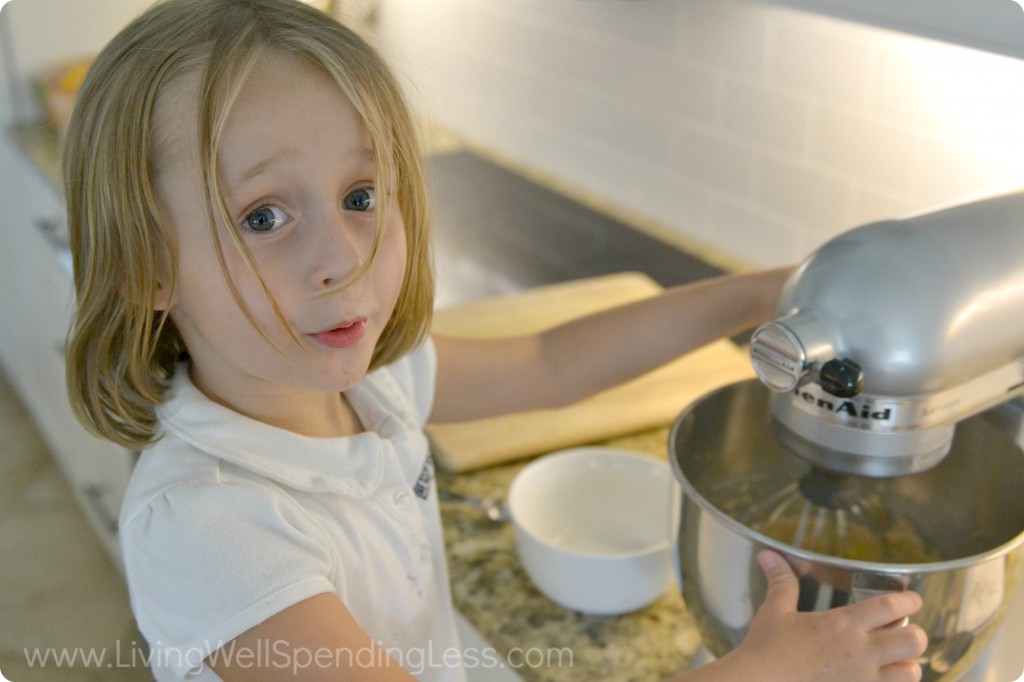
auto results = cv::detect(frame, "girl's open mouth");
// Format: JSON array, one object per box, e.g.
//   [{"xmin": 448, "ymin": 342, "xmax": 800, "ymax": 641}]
[{"xmin": 309, "ymin": 319, "xmax": 368, "ymax": 349}]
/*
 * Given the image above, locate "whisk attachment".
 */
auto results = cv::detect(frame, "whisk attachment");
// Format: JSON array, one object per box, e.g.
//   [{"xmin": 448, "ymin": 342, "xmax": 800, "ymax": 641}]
[
  {"xmin": 713, "ymin": 467, "xmax": 937, "ymax": 563},
  {"xmin": 797, "ymin": 467, "xmax": 861, "ymax": 510},
  {"xmin": 762, "ymin": 468, "xmax": 886, "ymax": 558}
]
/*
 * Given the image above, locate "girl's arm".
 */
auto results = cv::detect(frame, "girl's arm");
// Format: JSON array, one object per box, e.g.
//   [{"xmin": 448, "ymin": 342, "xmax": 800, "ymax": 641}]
[
  {"xmin": 207, "ymin": 592, "xmax": 418, "ymax": 681},
  {"xmin": 430, "ymin": 267, "xmax": 791, "ymax": 423},
  {"xmin": 206, "ymin": 551, "xmax": 925, "ymax": 681}
]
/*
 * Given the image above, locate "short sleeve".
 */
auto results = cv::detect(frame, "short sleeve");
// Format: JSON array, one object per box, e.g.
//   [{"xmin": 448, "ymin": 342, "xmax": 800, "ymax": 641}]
[
  {"xmin": 384, "ymin": 338, "xmax": 437, "ymax": 425},
  {"xmin": 121, "ymin": 481, "xmax": 336, "ymax": 679}
]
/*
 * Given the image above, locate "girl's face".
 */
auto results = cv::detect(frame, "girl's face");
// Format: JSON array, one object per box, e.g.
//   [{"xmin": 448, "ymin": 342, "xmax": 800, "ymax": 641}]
[{"xmin": 152, "ymin": 52, "xmax": 407, "ymax": 426}]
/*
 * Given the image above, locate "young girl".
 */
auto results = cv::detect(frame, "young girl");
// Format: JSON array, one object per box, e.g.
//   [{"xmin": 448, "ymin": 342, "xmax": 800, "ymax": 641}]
[{"xmin": 62, "ymin": 0, "xmax": 927, "ymax": 680}]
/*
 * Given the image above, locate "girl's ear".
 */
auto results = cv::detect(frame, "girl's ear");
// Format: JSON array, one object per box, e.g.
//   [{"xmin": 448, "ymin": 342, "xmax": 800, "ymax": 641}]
[
  {"xmin": 118, "ymin": 276, "xmax": 174, "ymax": 311},
  {"xmin": 152, "ymin": 278, "xmax": 174, "ymax": 311},
  {"xmin": 150, "ymin": 235, "xmax": 176, "ymax": 311}
]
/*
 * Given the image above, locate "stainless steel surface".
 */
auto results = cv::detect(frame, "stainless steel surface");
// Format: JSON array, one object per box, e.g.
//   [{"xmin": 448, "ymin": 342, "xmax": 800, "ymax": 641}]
[
  {"xmin": 985, "ymin": 396, "xmax": 1024, "ymax": 446},
  {"xmin": 956, "ymin": 580, "xmax": 1024, "ymax": 682},
  {"xmin": 750, "ymin": 190, "xmax": 1024, "ymax": 476},
  {"xmin": 669, "ymin": 380, "xmax": 1024, "ymax": 682}
]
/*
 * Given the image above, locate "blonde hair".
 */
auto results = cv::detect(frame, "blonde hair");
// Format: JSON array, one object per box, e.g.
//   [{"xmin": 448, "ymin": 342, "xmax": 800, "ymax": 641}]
[{"xmin": 63, "ymin": 0, "xmax": 433, "ymax": 450}]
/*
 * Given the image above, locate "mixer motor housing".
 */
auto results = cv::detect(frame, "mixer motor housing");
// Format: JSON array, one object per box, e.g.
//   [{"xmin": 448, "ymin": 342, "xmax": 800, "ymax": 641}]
[{"xmin": 750, "ymin": 190, "xmax": 1024, "ymax": 477}]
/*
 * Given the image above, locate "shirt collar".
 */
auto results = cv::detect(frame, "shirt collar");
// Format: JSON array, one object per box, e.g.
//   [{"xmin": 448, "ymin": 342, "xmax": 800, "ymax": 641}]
[{"xmin": 157, "ymin": 364, "xmax": 420, "ymax": 497}]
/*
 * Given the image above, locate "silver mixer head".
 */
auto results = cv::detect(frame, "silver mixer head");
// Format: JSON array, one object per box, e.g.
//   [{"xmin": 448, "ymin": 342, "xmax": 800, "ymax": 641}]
[
  {"xmin": 751, "ymin": 316, "xmax": 958, "ymax": 476},
  {"xmin": 750, "ymin": 190, "xmax": 1024, "ymax": 477}
]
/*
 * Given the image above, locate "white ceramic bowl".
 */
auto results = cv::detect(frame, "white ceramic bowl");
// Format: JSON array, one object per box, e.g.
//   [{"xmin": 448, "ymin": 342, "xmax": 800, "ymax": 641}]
[{"xmin": 507, "ymin": 447, "xmax": 674, "ymax": 615}]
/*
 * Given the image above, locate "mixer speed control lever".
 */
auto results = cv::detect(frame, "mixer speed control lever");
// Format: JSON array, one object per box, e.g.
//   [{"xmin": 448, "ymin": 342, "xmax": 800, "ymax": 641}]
[{"xmin": 818, "ymin": 359, "xmax": 863, "ymax": 398}]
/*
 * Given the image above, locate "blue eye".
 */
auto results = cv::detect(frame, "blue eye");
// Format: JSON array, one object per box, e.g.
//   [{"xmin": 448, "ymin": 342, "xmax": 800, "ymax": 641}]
[
  {"xmin": 343, "ymin": 187, "xmax": 376, "ymax": 212},
  {"xmin": 243, "ymin": 205, "xmax": 289, "ymax": 233}
]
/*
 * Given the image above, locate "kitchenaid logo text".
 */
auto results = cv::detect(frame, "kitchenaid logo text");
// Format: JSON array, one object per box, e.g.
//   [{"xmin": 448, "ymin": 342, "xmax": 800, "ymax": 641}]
[{"xmin": 797, "ymin": 390, "xmax": 893, "ymax": 421}]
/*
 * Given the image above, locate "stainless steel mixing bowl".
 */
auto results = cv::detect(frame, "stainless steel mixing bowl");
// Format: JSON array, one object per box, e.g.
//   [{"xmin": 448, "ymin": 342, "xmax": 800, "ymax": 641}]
[{"xmin": 669, "ymin": 379, "xmax": 1024, "ymax": 681}]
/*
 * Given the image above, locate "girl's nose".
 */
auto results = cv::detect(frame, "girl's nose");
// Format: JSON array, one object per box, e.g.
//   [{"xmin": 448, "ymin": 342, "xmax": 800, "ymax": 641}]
[{"xmin": 311, "ymin": 211, "xmax": 370, "ymax": 290}]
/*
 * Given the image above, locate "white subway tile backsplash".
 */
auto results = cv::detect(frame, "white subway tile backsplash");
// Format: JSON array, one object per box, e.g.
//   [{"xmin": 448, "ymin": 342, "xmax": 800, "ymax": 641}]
[
  {"xmin": 722, "ymin": 79, "xmax": 812, "ymax": 155},
  {"xmin": 849, "ymin": 187, "xmax": 919, "ymax": 228},
  {"xmin": 492, "ymin": 22, "xmax": 593, "ymax": 86},
  {"xmin": 581, "ymin": 156, "xmax": 717, "ymax": 246},
  {"xmin": 872, "ymin": 37, "xmax": 1024, "ymax": 146},
  {"xmin": 514, "ymin": 32, "xmax": 717, "ymax": 129},
  {"xmin": 639, "ymin": 60, "xmax": 719, "ymax": 127},
  {"xmin": 377, "ymin": 0, "xmax": 1024, "ymax": 269},
  {"xmin": 772, "ymin": 14, "xmax": 873, "ymax": 108},
  {"xmin": 870, "ymin": 44, "xmax": 943, "ymax": 134},
  {"xmin": 711, "ymin": 199, "xmax": 805, "ymax": 267},
  {"xmin": 538, "ymin": 85, "xmax": 676, "ymax": 169},
  {"xmin": 638, "ymin": 179, "xmax": 716, "ymax": 248},
  {"xmin": 672, "ymin": 125, "xmax": 756, "ymax": 197},
  {"xmin": 758, "ymin": 155, "xmax": 851, "ymax": 231},
  {"xmin": 813, "ymin": 106, "xmax": 922, "ymax": 194},
  {"xmin": 676, "ymin": 1, "xmax": 772, "ymax": 80},
  {"xmin": 511, "ymin": 0, "xmax": 685, "ymax": 56},
  {"xmin": 917, "ymin": 139, "xmax": 1024, "ymax": 206}
]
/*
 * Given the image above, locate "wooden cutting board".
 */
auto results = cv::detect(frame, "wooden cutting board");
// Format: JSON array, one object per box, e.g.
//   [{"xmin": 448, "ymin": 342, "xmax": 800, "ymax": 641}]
[{"xmin": 427, "ymin": 272, "xmax": 756, "ymax": 472}]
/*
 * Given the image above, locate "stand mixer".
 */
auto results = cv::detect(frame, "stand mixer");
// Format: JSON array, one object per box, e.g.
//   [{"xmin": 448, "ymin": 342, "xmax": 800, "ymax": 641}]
[
  {"xmin": 746, "ymin": 190, "xmax": 1024, "ymax": 558},
  {"xmin": 749, "ymin": 188, "xmax": 1019, "ymax": 475},
  {"xmin": 750, "ymin": 190, "xmax": 1024, "ymax": 479},
  {"xmin": 669, "ymin": 190, "xmax": 1024, "ymax": 681}
]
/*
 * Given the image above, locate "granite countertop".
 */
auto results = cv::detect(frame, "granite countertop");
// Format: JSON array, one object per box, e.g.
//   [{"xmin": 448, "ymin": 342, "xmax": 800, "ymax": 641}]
[{"xmin": 435, "ymin": 427, "xmax": 704, "ymax": 682}]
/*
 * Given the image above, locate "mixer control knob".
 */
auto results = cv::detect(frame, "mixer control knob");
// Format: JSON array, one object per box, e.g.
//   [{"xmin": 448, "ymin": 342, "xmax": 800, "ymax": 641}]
[{"xmin": 819, "ymin": 359, "xmax": 863, "ymax": 398}]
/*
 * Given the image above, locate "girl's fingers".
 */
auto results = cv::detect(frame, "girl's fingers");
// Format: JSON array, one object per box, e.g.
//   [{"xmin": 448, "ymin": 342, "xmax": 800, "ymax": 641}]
[
  {"xmin": 871, "ymin": 623, "xmax": 929, "ymax": 664},
  {"xmin": 879, "ymin": 659, "xmax": 924, "ymax": 682},
  {"xmin": 755, "ymin": 550, "xmax": 800, "ymax": 617},
  {"xmin": 846, "ymin": 591, "xmax": 924, "ymax": 630}
]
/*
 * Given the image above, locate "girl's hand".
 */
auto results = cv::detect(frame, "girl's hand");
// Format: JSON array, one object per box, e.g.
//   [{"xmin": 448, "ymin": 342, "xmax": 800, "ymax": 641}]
[{"xmin": 717, "ymin": 550, "xmax": 928, "ymax": 682}]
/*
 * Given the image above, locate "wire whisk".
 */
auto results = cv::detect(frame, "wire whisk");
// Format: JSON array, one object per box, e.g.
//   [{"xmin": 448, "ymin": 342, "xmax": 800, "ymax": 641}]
[{"xmin": 711, "ymin": 468, "xmax": 937, "ymax": 563}]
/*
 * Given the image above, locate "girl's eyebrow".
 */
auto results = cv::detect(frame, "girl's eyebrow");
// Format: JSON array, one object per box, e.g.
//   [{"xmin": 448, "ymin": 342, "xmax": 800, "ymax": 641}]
[
  {"xmin": 236, "ymin": 148, "xmax": 299, "ymax": 184},
  {"xmin": 234, "ymin": 146, "xmax": 375, "ymax": 184},
  {"xmin": 348, "ymin": 147, "xmax": 375, "ymax": 164}
]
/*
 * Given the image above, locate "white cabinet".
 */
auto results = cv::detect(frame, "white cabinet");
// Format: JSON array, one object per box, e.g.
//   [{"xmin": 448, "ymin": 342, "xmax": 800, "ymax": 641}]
[
  {"xmin": 1, "ymin": 0, "xmax": 149, "ymax": 567},
  {"xmin": 0, "ymin": 148, "xmax": 135, "ymax": 565},
  {"xmin": 2, "ymin": 0, "xmax": 148, "ymax": 120},
  {"xmin": 763, "ymin": 0, "xmax": 1024, "ymax": 60}
]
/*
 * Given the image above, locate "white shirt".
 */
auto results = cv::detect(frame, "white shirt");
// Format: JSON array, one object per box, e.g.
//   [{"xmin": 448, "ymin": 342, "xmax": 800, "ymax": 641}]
[{"xmin": 119, "ymin": 340, "xmax": 466, "ymax": 681}]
